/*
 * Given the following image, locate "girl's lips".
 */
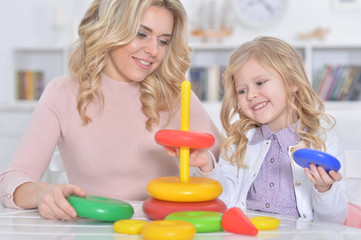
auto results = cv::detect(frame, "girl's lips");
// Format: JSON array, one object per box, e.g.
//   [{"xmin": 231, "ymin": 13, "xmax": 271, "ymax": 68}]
[
  {"xmin": 133, "ymin": 57, "xmax": 152, "ymax": 70},
  {"xmin": 252, "ymin": 101, "xmax": 269, "ymax": 110}
]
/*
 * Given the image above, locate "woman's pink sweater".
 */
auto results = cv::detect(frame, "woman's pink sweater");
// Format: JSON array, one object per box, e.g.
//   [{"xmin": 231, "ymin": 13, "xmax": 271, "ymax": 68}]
[{"xmin": 0, "ymin": 73, "xmax": 222, "ymax": 208}]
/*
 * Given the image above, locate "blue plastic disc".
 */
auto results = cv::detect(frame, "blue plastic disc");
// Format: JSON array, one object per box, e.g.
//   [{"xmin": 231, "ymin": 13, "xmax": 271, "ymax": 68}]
[{"xmin": 292, "ymin": 149, "xmax": 341, "ymax": 172}]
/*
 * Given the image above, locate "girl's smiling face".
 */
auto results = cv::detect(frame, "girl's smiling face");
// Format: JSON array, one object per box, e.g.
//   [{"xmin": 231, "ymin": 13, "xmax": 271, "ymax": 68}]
[
  {"xmin": 234, "ymin": 58, "xmax": 294, "ymax": 132},
  {"xmin": 103, "ymin": 6, "xmax": 174, "ymax": 82}
]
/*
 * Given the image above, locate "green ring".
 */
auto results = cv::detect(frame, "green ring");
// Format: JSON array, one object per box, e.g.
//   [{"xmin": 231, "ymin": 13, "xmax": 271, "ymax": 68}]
[
  {"xmin": 165, "ymin": 211, "xmax": 222, "ymax": 233},
  {"xmin": 67, "ymin": 195, "xmax": 134, "ymax": 222}
]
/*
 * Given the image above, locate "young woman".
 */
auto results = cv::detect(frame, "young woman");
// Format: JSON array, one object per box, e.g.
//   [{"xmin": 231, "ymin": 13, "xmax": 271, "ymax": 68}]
[{"xmin": 0, "ymin": 0, "xmax": 222, "ymax": 221}]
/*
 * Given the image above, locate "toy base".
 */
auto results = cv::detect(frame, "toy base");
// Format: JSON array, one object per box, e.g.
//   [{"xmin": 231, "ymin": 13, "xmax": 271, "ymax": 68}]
[{"xmin": 143, "ymin": 198, "xmax": 227, "ymax": 220}]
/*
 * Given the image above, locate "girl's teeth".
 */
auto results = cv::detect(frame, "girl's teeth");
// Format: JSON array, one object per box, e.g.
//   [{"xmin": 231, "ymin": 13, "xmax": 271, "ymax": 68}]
[{"xmin": 254, "ymin": 102, "xmax": 267, "ymax": 110}]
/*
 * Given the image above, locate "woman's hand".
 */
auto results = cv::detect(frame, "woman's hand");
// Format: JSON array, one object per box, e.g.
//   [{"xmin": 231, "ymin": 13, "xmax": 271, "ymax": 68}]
[
  {"xmin": 14, "ymin": 182, "xmax": 86, "ymax": 221},
  {"xmin": 164, "ymin": 146, "xmax": 214, "ymax": 172},
  {"xmin": 304, "ymin": 163, "xmax": 342, "ymax": 193},
  {"xmin": 37, "ymin": 183, "xmax": 87, "ymax": 221}
]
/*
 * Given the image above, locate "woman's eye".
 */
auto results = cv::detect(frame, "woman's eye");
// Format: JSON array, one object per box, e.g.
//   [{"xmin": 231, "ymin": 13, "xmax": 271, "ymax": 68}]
[
  {"xmin": 158, "ymin": 39, "xmax": 170, "ymax": 46},
  {"xmin": 137, "ymin": 32, "xmax": 147, "ymax": 38}
]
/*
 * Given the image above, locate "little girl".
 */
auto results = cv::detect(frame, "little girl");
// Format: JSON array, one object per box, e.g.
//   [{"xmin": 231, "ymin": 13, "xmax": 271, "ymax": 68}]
[{"xmin": 192, "ymin": 36, "xmax": 348, "ymax": 223}]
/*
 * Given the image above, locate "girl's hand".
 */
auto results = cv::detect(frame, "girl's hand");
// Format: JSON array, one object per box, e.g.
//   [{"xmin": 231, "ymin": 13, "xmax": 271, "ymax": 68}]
[
  {"xmin": 36, "ymin": 183, "xmax": 87, "ymax": 221},
  {"xmin": 164, "ymin": 146, "xmax": 214, "ymax": 172},
  {"xmin": 304, "ymin": 163, "xmax": 342, "ymax": 193}
]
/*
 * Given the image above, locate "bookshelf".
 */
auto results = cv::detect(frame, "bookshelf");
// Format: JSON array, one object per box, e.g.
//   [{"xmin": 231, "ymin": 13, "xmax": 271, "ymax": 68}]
[
  {"xmin": 10, "ymin": 43, "xmax": 361, "ymax": 104},
  {"xmin": 188, "ymin": 42, "xmax": 361, "ymax": 103},
  {"xmin": 11, "ymin": 47, "xmax": 68, "ymax": 105}
]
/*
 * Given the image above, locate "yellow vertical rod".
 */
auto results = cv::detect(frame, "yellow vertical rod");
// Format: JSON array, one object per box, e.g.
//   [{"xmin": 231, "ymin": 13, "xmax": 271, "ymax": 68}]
[{"xmin": 180, "ymin": 81, "xmax": 191, "ymax": 182}]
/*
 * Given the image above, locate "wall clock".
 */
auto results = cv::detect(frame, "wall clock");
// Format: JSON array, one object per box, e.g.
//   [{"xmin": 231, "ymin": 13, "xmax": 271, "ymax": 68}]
[{"xmin": 231, "ymin": 0, "xmax": 288, "ymax": 29}]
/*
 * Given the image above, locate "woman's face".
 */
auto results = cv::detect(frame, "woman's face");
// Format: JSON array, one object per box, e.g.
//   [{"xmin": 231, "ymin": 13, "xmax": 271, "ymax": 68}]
[
  {"xmin": 234, "ymin": 58, "xmax": 295, "ymax": 132},
  {"xmin": 103, "ymin": 6, "xmax": 174, "ymax": 82}
]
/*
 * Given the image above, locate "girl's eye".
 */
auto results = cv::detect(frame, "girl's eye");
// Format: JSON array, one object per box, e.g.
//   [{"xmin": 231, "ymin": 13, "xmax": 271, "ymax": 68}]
[
  {"xmin": 256, "ymin": 80, "xmax": 266, "ymax": 86},
  {"xmin": 238, "ymin": 89, "xmax": 247, "ymax": 95}
]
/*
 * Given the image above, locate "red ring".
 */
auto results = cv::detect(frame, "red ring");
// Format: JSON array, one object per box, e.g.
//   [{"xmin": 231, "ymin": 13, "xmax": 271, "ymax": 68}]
[
  {"xmin": 155, "ymin": 130, "xmax": 215, "ymax": 149},
  {"xmin": 143, "ymin": 198, "xmax": 227, "ymax": 220}
]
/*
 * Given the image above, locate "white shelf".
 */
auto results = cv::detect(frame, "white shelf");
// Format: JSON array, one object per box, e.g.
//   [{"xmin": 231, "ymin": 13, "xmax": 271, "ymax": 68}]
[{"xmin": 8, "ymin": 43, "xmax": 361, "ymax": 104}]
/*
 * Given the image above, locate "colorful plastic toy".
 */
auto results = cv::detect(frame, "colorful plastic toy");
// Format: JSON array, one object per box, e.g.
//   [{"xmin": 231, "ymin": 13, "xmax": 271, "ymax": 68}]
[
  {"xmin": 113, "ymin": 219, "xmax": 148, "ymax": 234},
  {"xmin": 141, "ymin": 220, "xmax": 196, "ymax": 240},
  {"xmin": 155, "ymin": 130, "xmax": 214, "ymax": 149},
  {"xmin": 67, "ymin": 195, "xmax": 134, "ymax": 222},
  {"xmin": 165, "ymin": 211, "xmax": 223, "ymax": 233},
  {"xmin": 249, "ymin": 216, "xmax": 280, "ymax": 230},
  {"xmin": 293, "ymin": 148, "xmax": 341, "ymax": 172},
  {"xmin": 221, "ymin": 207, "xmax": 258, "ymax": 236},
  {"xmin": 146, "ymin": 176, "xmax": 222, "ymax": 202},
  {"xmin": 143, "ymin": 81, "xmax": 224, "ymax": 220},
  {"xmin": 146, "ymin": 81, "xmax": 222, "ymax": 201},
  {"xmin": 142, "ymin": 198, "xmax": 227, "ymax": 220}
]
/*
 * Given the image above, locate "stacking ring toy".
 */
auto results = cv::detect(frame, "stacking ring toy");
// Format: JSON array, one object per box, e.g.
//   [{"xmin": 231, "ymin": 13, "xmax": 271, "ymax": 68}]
[
  {"xmin": 165, "ymin": 211, "xmax": 223, "ymax": 233},
  {"xmin": 67, "ymin": 195, "xmax": 134, "ymax": 222},
  {"xmin": 249, "ymin": 216, "xmax": 280, "ymax": 230},
  {"xmin": 141, "ymin": 220, "xmax": 196, "ymax": 240},
  {"xmin": 147, "ymin": 176, "xmax": 222, "ymax": 202},
  {"xmin": 142, "ymin": 198, "xmax": 227, "ymax": 220},
  {"xmin": 293, "ymin": 148, "xmax": 341, "ymax": 172},
  {"xmin": 155, "ymin": 130, "xmax": 215, "ymax": 149},
  {"xmin": 113, "ymin": 219, "xmax": 148, "ymax": 234}
]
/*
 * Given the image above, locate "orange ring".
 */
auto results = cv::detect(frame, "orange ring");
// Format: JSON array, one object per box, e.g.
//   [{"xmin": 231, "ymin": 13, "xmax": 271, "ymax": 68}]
[{"xmin": 155, "ymin": 130, "xmax": 215, "ymax": 149}]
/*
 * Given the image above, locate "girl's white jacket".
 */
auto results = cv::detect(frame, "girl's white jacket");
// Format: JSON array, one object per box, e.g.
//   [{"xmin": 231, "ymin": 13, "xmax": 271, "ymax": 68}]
[{"xmin": 200, "ymin": 128, "xmax": 348, "ymax": 223}]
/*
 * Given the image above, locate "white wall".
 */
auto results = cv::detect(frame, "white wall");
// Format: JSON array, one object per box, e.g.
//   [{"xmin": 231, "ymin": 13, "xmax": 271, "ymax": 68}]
[
  {"xmin": 183, "ymin": 0, "xmax": 361, "ymax": 44},
  {"xmin": 1, "ymin": 0, "xmax": 361, "ymax": 104},
  {"xmin": 0, "ymin": 0, "xmax": 92, "ymax": 103}
]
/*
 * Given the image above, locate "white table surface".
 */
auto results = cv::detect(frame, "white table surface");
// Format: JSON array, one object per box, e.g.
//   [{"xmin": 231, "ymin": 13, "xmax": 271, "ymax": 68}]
[{"xmin": 1, "ymin": 201, "xmax": 361, "ymax": 240}]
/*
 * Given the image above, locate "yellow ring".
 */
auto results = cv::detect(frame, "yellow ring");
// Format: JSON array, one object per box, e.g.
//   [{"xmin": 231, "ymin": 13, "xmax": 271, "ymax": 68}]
[
  {"xmin": 141, "ymin": 220, "xmax": 196, "ymax": 240},
  {"xmin": 249, "ymin": 216, "xmax": 280, "ymax": 230},
  {"xmin": 146, "ymin": 176, "xmax": 222, "ymax": 202},
  {"xmin": 113, "ymin": 219, "xmax": 148, "ymax": 234}
]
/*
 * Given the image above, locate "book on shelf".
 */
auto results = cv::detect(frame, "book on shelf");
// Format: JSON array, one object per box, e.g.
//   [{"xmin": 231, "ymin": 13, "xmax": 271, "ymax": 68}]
[
  {"xmin": 188, "ymin": 65, "xmax": 226, "ymax": 102},
  {"xmin": 16, "ymin": 70, "xmax": 44, "ymax": 100},
  {"xmin": 344, "ymin": 67, "xmax": 361, "ymax": 101},
  {"xmin": 189, "ymin": 67, "xmax": 208, "ymax": 101},
  {"xmin": 313, "ymin": 65, "xmax": 361, "ymax": 101}
]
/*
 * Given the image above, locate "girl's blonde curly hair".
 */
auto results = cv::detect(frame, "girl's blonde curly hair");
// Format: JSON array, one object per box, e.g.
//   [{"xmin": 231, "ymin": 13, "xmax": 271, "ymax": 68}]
[
  {"xmin": 220, "ymin": 36, "xmax": 335, "ymax": 168},
  {"xmin": 68, "ymin": 0, "xmax": 191, "ymax": 131}
]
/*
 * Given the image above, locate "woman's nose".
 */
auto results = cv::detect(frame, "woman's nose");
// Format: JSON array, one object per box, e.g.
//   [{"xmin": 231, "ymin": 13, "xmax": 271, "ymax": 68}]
[{"xmin": 144, "ymin": 38, "xmax": 158, "ymax": 57}]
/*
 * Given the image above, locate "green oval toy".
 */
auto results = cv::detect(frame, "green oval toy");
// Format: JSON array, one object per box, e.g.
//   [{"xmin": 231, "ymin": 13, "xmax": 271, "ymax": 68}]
[
  {"xmin": 165, "ymin": 211, "xmax": 222, "ymax": 233},
  {"xmin": 67, "ymin": 195, "xmax": 134, "ymax": 222}
]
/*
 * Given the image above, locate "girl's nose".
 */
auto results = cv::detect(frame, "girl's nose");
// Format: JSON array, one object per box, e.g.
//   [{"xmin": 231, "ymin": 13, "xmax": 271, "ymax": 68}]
[{"xmin": 247, "ymin": 87, "xmax": 259, "ymax": 100}]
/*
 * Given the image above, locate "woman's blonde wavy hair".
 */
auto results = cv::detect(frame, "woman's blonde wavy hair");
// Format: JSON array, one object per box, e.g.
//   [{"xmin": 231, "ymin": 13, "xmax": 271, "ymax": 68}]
[
  {"xmin": 68, "ymin": 0, "xmax": 191, "ymax": 131},
  {"xmin": 220, "ymin": 36, "xmax": 335, "ymax": 168}
]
